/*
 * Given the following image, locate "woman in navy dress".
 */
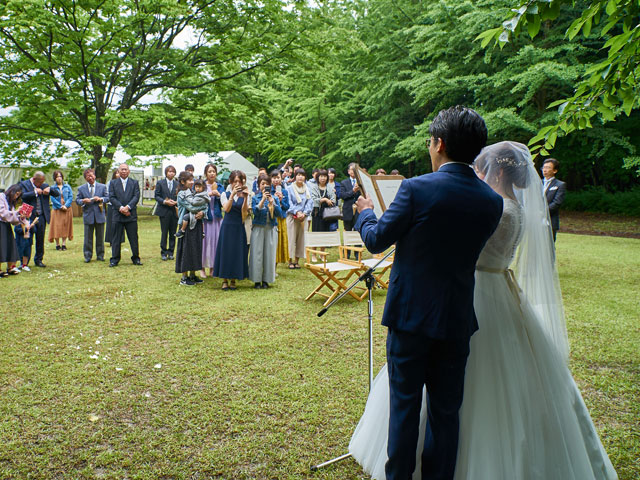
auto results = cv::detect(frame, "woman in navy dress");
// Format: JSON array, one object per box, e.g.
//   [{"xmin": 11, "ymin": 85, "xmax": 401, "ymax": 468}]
[{"xmin": 213, "ymin": 170, "xmax": 250, "ymax": 290}]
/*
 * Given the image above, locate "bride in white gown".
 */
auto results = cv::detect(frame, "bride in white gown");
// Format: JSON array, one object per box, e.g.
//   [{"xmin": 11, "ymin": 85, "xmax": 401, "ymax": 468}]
[{"xmin": 349, "ymin": 142, "xmax": 618, "ymax": 480}]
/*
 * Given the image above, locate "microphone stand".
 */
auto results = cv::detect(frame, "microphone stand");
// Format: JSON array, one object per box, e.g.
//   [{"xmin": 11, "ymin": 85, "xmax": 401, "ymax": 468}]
[{"xmin": 310, "ymin": 247, "xmax": 395, "ymax": 471}]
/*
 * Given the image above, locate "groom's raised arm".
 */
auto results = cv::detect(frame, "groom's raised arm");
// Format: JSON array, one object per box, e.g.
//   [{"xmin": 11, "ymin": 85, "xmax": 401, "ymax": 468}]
[{"xmin": 355, "ymin": 179, "xmax": 413, "ymax": 254}]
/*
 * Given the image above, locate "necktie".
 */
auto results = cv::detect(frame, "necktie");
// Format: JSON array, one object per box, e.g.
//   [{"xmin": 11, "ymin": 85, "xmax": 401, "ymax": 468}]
[{"xmin": 89, "ymin": 184, "xmax": 94, "ymax": 197}]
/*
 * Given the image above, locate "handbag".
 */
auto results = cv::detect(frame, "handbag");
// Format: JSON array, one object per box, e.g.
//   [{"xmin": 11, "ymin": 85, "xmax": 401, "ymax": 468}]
[{"xmin": 322, "ymin": 205, "xmax": 342, "ymax": 222}]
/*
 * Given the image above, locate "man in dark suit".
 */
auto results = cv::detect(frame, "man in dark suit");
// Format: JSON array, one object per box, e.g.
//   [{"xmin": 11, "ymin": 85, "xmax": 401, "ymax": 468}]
[
  {"xmin": 19, "ymin": 171, "xmax": 60, "ymax": 267},
  {"xmin": 154, "ymin": 165, "xmax": 178, "ymax": 261},
  {"xmin": 108, "ymin": 163, "xmax": 142, "ymax": 267},
  {"xmin": 542, "ymin": 158, "xmax": 567, "ymax": 242},
  {"xmin": 76, "ymin": 168, "xmax": 109, "ymax": 262},
  {"xmin": 355, "ymin": 106, "xmax": 503, "ymax": 480},
  {"xmin": 339, "ymin": 163, "xmax": 360, "ymax": 258}
]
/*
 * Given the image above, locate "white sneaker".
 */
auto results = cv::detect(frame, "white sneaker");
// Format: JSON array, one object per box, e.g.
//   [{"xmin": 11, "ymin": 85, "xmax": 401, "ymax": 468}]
[{"xmin": 21, "ymin": 265, "xmax": 31, "ymax": 272}]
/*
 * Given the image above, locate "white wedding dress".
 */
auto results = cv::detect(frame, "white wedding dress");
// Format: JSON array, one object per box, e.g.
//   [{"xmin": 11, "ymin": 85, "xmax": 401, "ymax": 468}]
[{"xmin": 349, "ymin": 199, "xmax": 618, "ymax": 480}]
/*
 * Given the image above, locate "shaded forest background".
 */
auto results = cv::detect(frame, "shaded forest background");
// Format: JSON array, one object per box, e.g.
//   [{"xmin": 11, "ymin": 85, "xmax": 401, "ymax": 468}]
[{"xmin": 1, "ymin": 0, "xmax": 639, "ymax": 197}]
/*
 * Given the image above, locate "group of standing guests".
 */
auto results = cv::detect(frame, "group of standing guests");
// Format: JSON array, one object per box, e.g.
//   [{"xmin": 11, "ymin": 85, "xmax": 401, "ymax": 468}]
[
  {"xmin": 155, "ymin": 163, "xmax": 282, "ymax": 289},
  {"xmin": 0, "ymin": 171, "xmax": 66, "ymax": 276},
  {"xmin": 151, "ymin": 160, "xmax": 363, "ymax": 290}
]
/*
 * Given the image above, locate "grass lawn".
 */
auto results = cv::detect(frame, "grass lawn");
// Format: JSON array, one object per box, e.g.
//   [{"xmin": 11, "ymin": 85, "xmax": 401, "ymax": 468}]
[{"xmin": 1, "ymin": 215, "xmax": 638, "ymax": 479}]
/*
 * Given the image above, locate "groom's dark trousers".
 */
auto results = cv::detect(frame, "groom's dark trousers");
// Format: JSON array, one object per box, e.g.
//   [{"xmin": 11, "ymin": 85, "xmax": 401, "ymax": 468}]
[{"xmin": 355, "ymin": 164, "xmax": 503, "ymax": 480}]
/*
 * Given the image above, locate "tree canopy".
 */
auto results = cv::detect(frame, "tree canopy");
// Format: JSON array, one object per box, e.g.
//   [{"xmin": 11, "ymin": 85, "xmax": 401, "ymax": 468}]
[
  {"xmin": 483, "ymin": 0, "xmax": 640, "ymax": 172},
  {"xmin": 0, "ymin": 0, "xmax": 308, "ymax": 180}
]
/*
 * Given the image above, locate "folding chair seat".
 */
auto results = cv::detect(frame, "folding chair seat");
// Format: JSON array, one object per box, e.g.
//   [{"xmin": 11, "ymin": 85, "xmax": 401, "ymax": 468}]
[{"xmin": 342, "ymin": 230, "xmax": 394, "ymax": 289}]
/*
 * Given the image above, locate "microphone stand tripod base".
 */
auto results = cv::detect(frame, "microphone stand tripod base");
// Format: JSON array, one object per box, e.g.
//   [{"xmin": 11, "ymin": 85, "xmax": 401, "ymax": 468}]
[{"xmin": 310, "ymin": 249, "xmax": 394, "ymax": 473}]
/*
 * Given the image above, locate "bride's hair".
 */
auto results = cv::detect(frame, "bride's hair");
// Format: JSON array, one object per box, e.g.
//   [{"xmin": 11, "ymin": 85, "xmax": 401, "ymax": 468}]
[{"xmin": 475, "ymin": 142, "xmax": 530, "ymax": 190}]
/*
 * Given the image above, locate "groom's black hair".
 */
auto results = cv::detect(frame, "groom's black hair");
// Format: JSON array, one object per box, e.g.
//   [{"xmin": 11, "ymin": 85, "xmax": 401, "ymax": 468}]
[{"xmin": 429, "ymin": 106, "xmax": 487, "ymax": 165}]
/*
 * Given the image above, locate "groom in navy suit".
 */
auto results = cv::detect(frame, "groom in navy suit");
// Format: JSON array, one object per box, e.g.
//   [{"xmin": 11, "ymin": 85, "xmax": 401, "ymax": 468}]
[{"xmin": 355, "ymin": 106, "xmax": 504, "ymax": 480}]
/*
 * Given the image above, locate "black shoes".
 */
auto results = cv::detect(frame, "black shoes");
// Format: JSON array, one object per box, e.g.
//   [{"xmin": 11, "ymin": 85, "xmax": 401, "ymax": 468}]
[
  {"xmin": 175, "ymin": 230, "xmax": 185, "ymax": 238},
  {"xmin": 109, "ymin": 262, "xmax": 118, "ymax": 267},
  {"xmin": 56, "ymin": 245, "xmax": 61, "ymax": 250},
  {"xmin": 161, "ymin": 254, "xmax": 168, "ymax": 261},
  {"xmin": 132, "ymin": 259, "xmax": 143, "ymax": 266},
  {"xmin": 180, "ymin": 277, "xmax": 195, "ymax": 286},
  {"xmin": 61, "ymin": 245, "xmax": 67, "ymax": 251},
  {"xmin": 35, "ymin": 262, "xmax": 46, "ymax": 268},
  {"xmin": 262, "ymin": 282, "xmax": 270, "ymax": 289},
  {"xmin": 84, "ymin": 259, "xmax": 91, "ymax": 263},
  {"xmin": 168, "ymin": 254, "xmax": 174, "ymax": 260}
]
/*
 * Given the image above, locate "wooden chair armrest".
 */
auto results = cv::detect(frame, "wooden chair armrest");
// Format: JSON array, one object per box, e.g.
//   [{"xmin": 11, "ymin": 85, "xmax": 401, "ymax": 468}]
[{"xmin": 305, "ymin": 248, "xmax": 329, "ymax": 266}]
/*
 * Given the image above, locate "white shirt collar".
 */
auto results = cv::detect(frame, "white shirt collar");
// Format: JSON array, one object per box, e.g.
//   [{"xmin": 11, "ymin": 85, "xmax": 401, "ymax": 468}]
[
  {"xmin": 121, "ymin": 177, "xmax": 128, "ymax": 187},
  {"xmin": 440, "ymin": 161, "xmax": 471, "ymax": 168}
]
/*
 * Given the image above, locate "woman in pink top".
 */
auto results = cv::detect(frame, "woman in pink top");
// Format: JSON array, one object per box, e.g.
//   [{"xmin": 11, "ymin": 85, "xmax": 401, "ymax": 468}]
[{"xmin": 0, "ymin": 184, "xmax": 29, "ymax": 277}]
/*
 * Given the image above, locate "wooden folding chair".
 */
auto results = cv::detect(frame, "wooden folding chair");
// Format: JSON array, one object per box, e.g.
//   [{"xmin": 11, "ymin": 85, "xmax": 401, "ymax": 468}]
[
  {"xmin": 304, "ymin": 231, "xmax": 366, "ymax": 306},
  {"xmin": 342, "ymin": 230, "xmax": 394, "ymax": 289}
]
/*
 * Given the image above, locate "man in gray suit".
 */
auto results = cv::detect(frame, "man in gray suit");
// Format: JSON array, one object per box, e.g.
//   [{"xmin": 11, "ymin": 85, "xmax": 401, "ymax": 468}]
[
  {"xmin": 542, "ymin": 158, "xmax": 567, "ymax": 242},
  {"xmin": 76, "ymin": 168, "xmax": 109, "ymax": 262}
]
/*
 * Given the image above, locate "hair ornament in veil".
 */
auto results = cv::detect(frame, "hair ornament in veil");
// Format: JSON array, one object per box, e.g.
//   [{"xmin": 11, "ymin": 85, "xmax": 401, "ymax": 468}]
[{"xmin": 475, "ymin": 141, "xmax": 570, "ymax": 360}]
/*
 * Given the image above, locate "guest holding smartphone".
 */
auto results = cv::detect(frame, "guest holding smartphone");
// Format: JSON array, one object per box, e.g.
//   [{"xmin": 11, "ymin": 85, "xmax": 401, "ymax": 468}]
[
  {"xmin": 249, "ymin": 174, "xmax": 283, "ymax": 288},
  {"xmin": 270, "ymin": 170, "xmax": 290, "ymax": 267},
  {"xmin": 213, "ymin": 170, "xmax": 250, "ymax": 290}
]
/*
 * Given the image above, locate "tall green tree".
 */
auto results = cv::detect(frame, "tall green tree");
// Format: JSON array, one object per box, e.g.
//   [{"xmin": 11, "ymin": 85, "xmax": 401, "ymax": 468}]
[
  {"xmin": 483, "ymin": 0, "xmax": 640, "ymax": 172},
  {"xmin": 0, "ymin": 0, "xmax": 308, "ymax": 181}
]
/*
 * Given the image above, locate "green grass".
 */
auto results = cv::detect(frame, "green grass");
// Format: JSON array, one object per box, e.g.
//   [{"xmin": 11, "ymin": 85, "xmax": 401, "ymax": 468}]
[{"xmin": 0, "ymin": 216, "xmax": 638, "ymax": 479}]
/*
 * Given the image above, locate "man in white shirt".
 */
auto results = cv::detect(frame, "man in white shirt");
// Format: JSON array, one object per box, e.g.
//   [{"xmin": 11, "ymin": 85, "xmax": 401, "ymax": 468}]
[
  {"xmin": 154, "ymin": 165, "xmax": 178, "ymax": 260},
  {"xmin": 108, "ymin": 163, "xmax": 142, "ymax": 266},
  {"xmin": 542, "ymin": 158, "xmax": 567, "ymax": 242},
  {"xmin": 76, "ymin": 168, "xmax": 109, "ymax": 262}
]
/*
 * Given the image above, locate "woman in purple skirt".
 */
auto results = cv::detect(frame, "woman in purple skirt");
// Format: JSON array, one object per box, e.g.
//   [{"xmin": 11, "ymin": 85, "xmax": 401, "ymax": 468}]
[{"xmin": 201, "ymin": 163, "xmax": 224, "ymax": 278}]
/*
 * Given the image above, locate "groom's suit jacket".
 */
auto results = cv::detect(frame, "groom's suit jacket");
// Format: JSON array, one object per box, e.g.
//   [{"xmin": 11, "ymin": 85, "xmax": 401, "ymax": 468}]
[
  {"xmin": 355, "ymin": 163, "xmax": 503, "ymax": 340},
  {"xmin": 108, "ymin": 178, "xmax": 140, "ymax": 223}
]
